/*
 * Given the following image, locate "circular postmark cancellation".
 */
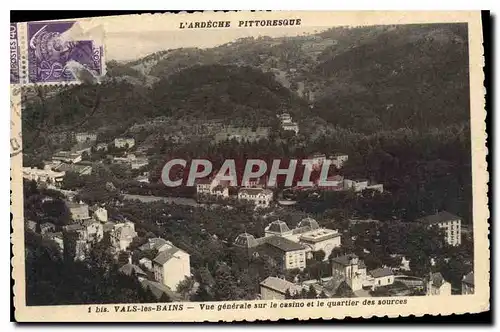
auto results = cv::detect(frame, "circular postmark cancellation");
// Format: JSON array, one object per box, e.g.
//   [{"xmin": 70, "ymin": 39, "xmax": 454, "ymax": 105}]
[{"xmin": 10, "ymin": 86, "xmax": 22, "ymax": 157}]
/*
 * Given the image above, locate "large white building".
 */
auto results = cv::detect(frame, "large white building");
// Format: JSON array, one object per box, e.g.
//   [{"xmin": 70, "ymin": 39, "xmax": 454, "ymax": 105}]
[
  {"xmin": 22, "ymin": 167, "xmax": 65, "ymax": 185},
  {"xmin": 152, "ymin": 240, "xmax": 191, "ymax": 291},
  {"xmin": 418, "ymin": 211, "xmax": 462, "ymax": 246},
  {"xmin": 237, "ymin": 188, "xmax": 273, "ymax": 208},
  {"xmin": 75, "ymin": 132, "xmax": 97, "ymax": 143}
]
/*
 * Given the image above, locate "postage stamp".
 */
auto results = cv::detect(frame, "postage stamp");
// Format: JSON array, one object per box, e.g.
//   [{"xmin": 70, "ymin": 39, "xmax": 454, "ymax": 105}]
[
  {"xmin": 21, "ymin": 20, "xmax": 105, "ymax": 84},
  {"xmin": 11, "ymin": 11, "xmax": 488, "ymax": 322}
]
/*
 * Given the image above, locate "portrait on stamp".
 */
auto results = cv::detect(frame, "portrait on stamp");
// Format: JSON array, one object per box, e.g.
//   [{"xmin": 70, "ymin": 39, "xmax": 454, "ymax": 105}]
[{"xmin": 11, "ymin": 11, "xmax": 488, "ymax": 322}]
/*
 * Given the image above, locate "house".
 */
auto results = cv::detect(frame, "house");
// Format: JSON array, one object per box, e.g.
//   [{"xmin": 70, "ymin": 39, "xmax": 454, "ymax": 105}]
[
  {"xmin": 66, "ymin": 201, "xmax": 90, "ymax": 221},
  {"xmin": 90, "ymin": 206, "xmax": 108, "ymax": 222},
  {"xmin": 75, "ymin": 132, "xmax": 97, "ymax": 143},
  {"xmin": 369, "ymin": 268, "xmax": 394, "ymax": 288},
  {"xmin": 328, "ymin": 153, "xmax": 349, "ymax": 169},
  {"xmin": 110, "ymin": 221, "xmax": 138, "ymax": 252},
  {"xmin": 425, "ymin": 272, "xmax": 451, "ymax": 296},
  {"xmin": 152, "ymin": 241, "xmax": 191, "ymax": 290},
  {"xmin": 259, "ymin": 236, "xmax": 307, "ymax": 271},
  {"xmin": 331, "ymin": 254, "xmax": 367, "ymax": 292},
  {"xmin": 365, "ymin": 183, "xmax": 384, "ymax": 193},
  {"xmin": 343, "ymin": 179, "xmax": 369, "ymax": 192},
  {"xmin": 212, "ymin": 185, "xmax": 230, "ymax": 198},
  {"xmin": 114, "ymin": 137, "xmax": 135, "ymax": 149},
  {"xmin": 237, "ymin": 188, "xmax": 273, "ymax": 208},
  {"xmin": 260, "ymin": 276, "xmax": 301, "ymax": 300},
  {"xmin": 54, "ymin": 163, "xmax": 92, "ymax": 176},
  {"xmin": 139, "ymin": 237, "xmax": 169, "ymax": 252},
  {"xmin": 112, "ymin": 154, "xmax": 148, "ymax": 169},
  {"xmin": 462, "ymin": 271, "xmax": 474, "ymax": 295},
  {"xmin": 281, "ymin": 122, "xmax": 299, "ymax": 134},
  {"xmin": 119, "ymin": 263, "xmax": 147, "ymax": 278},
  {"xmin": 62, "ymin": 224, "xmax": 89, "ymax": 260},
  {"xmin": 310, "ymin": 153, "xmax": 327, "ymax": 170},
  {"xmin": 52, "ymin": 151, "xmax": 82, "ymax": 164},
  {"xmin": 417, "ymin": 211, "xmax": 462, "ymax": 246},
  {"xmin": 214, "ymin": 126, "xmax": 270, "ymax": 143},
  {"xmin": 22, "ymin": 167, "xmax": 65, "ymax": 186}
]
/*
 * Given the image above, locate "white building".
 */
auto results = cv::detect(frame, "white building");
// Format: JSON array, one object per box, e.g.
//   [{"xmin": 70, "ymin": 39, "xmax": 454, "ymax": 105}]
[
  {"xmin": 112, "ymin": 154, "xmax": 148, "ymax": 169},
  {"xmin": 91, "ymin": 206, "xmax": 108, "ymax": 222},
  {"xmin": 310, "ymin": 153, "xmax": 327, "ymax": 170},
  {"xmin": 110, "ymin": 221, "xmax": 138, "ymax": 252},
  {"xmin": 281, "ymin": 122, "xmax": 299, "ymax": 134},
  {"xmin": 153, "ymin": 241, "xmax": 191, "ymax": 290},
  {"xmin": 114, "ymin": 137, "xmax": 135, "ymax": 149},
  {"xmin": 418, "ymin": 211, "xmax": 462, "ymax": 246},
  {"xmin": 238, "ymin": 188, "xmax": 273, "ymax": 208},
  {"xmin": 425, "ymin": 272, "xmax": 452, "ymax": 296},
  {"xmin": 75, "ymin": 132, "xmax": 97, "ymax": 143},
  {"xmin": 368, "ymin": 268, "xmax": 395, "ymax": 288},
  {"xmin": 22, "ymin": 167, "xmax": 65, "ymax": 185},
  {"xmin": 96, "ymin": 143, "xmax": 108, "ymax": 151},
  {"xmin": 260, "ymin": 276, "xmax": 301, "ymax": 300},
  {"xmin": 331, "ymin": 254, "xmax": 367, "ymax": 292}
]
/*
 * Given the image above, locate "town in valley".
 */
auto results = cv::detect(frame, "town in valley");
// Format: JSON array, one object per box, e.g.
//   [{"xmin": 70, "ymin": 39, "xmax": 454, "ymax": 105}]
[{"xmin": 22, "ymin": 23, "xmax": 474, "ymax": 305}]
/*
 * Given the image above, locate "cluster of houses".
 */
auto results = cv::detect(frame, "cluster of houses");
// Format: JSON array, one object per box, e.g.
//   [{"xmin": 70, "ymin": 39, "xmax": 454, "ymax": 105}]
[
  {"xmin": 233, "ymin": 217, "xmax": 342, "ymax": 271},
  {"xmin": 26, "ymin": 198, "xmax": 191, "ymax": 298},
  {"xmin": 23, "ymin": 132, "xmax": 149, "ymax": 187},
  {"xmin": 277, "ymin": 113, "xmax": 299, "ymax": 134}
]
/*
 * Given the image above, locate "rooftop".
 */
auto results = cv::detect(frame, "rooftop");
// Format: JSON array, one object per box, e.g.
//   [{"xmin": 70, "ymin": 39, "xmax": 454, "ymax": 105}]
[
  {"xmin": 239, "ymin": 188, "xmax": 273, "ymax": 196},
  {"xmin": 119, "ymin": 263, "xmax": 147, "ymax": 277},
  {"xmin": 234, "ymin": 233, "xmax": 259, "ymax": 248},
  {"xmin": 260, "ymin": 277, "xmax": 299, "ymax": 294},
  {"xmin": 331, "ymin": 254, "xmax": 359, "ymax": 267},
  {"xmin": 266, "ymin": 220, "xmax": 291, "ymax": 234},
  {"xmin": 300, "ymin": 229, "xmax": 340, "ymax": 243},
  {"xmin": 139, "ymin": 237, "xmax": 169, "ymax": 251},
  {"xmin": 297, "ymin": 217, "xmax": 319, "ymax": 230},
  {"xmin": 153, "ymin": 245, "xmax": 181, "ymax": 265},
  {"xmin": 369, "ymin": 267, "xmax": 394, "ymax": 278},
  {"xmin": 263, "ymin": 236, "xmax": 306, "ymax": 252},
  {"xmin": 418, "ymin": 211, "xmax": 461, "ymax": 224}
]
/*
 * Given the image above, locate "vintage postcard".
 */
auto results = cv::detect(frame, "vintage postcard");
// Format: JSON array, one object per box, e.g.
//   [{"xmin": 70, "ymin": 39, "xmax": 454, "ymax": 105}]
[{"xmin": 11, "ymin": 11, "xmax": 488, "ymax": 322}]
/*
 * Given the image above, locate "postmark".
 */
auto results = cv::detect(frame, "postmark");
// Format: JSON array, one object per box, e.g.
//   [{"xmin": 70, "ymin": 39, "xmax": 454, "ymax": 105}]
[
  {"xmin": 11, "ymin": 11, "xmax": 488, "ymax": 323},
  {"xmin": 26, "ymin": 21, "xmax": 104, "ymax": 83}
]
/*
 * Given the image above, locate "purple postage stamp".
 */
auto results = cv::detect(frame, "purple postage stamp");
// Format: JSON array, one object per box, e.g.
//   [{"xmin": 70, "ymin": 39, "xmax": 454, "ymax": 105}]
[
  {"xmin": 10, "ymin": 23, "xmax": 20, "ymax": 84},
  {"xmin": 27, "ymin": 21, "xmax": 103, "ymax": 83}
]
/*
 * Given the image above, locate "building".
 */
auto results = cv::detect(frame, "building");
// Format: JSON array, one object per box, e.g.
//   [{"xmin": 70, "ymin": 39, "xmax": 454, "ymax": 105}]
[
  {"xmin": 260, "ymin": 276, "xmax": 301, "ymax": 300},
  {"xmin": 212, "ymin": 185, "xmax": 230, "ymax": 198},
  {"xmin": 310, "ymin": 153, "xmax": 327, "ymax": 170},
  {"xmin": 264, "ymin": 218, "xmax": 341, "ymax": 260},
  {"xmin": 119, "ymin": 263, "xmax": 147, "ymax": 278},
  {"xmin": 81, "ymin": 218, "xmax": 104, "ymax": 243},
  {"xmin": 425, "ymin": 272, "xmax": 451, "ymax": 296},
  {"xmin": 315, "ymin": 175, "xmax": 344, "ymax": 190},
  {"xmin": 112, "ymin": 154, "xmax": 148, "ymax": 169},
  {"xmin": 152, "ymin": 240, "xmax": 191, "ymax": 290},
  {"xmin": 91, "ymin": 206, "xmax": 108, "ymax": 222},
  {"xmin": 329, "ymin": 153, "xmax": 349, "ymax": 169},
  {"xmin": 139, "ymin": 257, "xmax": 153, "ymax": 271},
  {"xmin": 343, "ymin": 179, "xmax": 369, "ymax": 192},
  {"xmin": 462, "ymin": 271, "xmax": 474, "ymax": 295},
  {"xmin": 369, "ymin": 268, "xmax": 394, "ymax": 288},
  {"xmin": 110, "ymin": 222, "xmax": 138, "ymax": 252},
  {"xmin": 22, "ymin": 167, "xmax": 65, "ymax": 186},
  {"xmin": 281, "ymin": 122, "xmax": 299, "ymax": 134},
  {"xmin": 114, "ymin": 137, "xmax": 135, "ymax": 149},
  {"xmin": 331, "ymin": 254, "xmax": 367, "ymax": 292},
  {"xmin": 139, "ymin": 237, "xmax": 170, "ymax": 252},
  {"xmin": 54, "ymin": 163, "xmax": 92, "ymax": 176},
  {"xmin": 75, "ymin": 132, "xmax": 97, "ymax": 143},
  {"xmin": 52, "ymin": 151, "xmax": 83, "ymax": 164},
  {"xmin": 237, "ymin": 188, "xmax": 273, "ymax": 208},
  {"xmin": 417, "ymin": 211, "xmax": 462, "ymax": 246},
  {"xmin": 260, "ymin": 236, "xmax": 307, "ymax": 271},
  {"xmin": 66, "ymin": 201, "xmax": 90, "ymax": 221}
]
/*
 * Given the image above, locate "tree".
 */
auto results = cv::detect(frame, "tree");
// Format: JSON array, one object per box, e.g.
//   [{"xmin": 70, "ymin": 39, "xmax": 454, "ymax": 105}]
[
  {"xmin": 177, "ymin": 277, "xmax": 195, "ymax": 301},
  {"xmin": 318, "ymin": 290, "xmax": 328, "ymax": 298},
  {"xmin": 307, "ymin": 285, "xmax": 318, "ymax": 299}
]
